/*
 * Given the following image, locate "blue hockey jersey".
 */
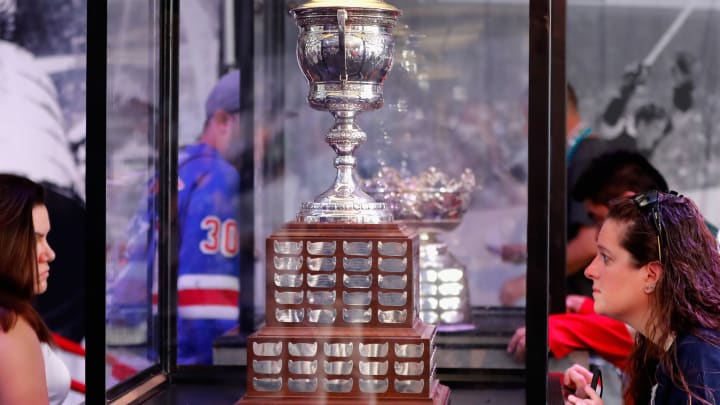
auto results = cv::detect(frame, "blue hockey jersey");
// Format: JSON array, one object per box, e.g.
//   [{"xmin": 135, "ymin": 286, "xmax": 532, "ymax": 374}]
[{"xmin": 110, "ymin": 142, "xmax": 241, "ymax": 365}]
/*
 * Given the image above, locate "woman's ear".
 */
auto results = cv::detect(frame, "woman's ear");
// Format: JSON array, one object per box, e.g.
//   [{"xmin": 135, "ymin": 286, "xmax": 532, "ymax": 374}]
[{"xmin": 643, "ymin": 261, "xmax": 663, "ymax": 293}]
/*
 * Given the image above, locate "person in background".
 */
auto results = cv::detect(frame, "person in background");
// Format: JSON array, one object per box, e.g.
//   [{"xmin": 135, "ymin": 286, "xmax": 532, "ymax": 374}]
[
  {"xmin": 564, "ymin": 191, "xmax": 720, "ymax": 404},
  {"xmin": 108, "ymin": 70, "xmax": 243, "ymax": 365},
  {"xmin": 498, "ymin": 84, "xmax": 627, "ymax": 305},
  {"xmin": 0, "ymin": 174, "xmax": 70, "ymax": 405}
]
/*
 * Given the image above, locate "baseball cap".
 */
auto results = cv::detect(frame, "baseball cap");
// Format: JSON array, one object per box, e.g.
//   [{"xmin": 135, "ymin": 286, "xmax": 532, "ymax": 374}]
[{"xmin": 205, "ymin": 69, "xmax": 240, "ymax": 121}]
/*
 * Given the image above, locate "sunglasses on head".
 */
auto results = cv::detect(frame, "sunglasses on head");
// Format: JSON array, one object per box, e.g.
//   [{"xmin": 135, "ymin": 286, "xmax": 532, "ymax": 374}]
[{"xmin": 631, "ymin": 190, "xmax": 664, "ymax": 262}]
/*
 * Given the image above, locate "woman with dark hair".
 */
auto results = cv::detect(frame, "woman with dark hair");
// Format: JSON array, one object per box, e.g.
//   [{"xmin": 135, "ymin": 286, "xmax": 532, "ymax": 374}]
[
  {"xmin": 0, "ymin": 174, "xmax": 69, "ymax": 404},
  {"xmin": 564, "ymin": 190, "xmax": 720, "ymax": 405}
]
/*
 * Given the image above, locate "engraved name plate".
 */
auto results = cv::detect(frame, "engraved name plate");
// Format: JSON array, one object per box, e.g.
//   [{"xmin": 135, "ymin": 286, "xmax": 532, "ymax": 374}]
[
  {"xmin": 378, "ymin": 291, "xmax": 407, "ymax": 306},
  {"xmin": 359, "ymin": 378, "xmax": 388, "ymax": 393},
  {"xmin": 307, "ymin": 308, "xmax": 336, "ymax": 323},
  {"xmin": 343, "ymin": 274, "xmax": 372, "ymax": 289},
  {"xmin": 274, "ymin": 256, "xmax": 303, "ymax": 271},
  {"xmin": 343, "ymin": 241, "xmax": 372, "ymax": 256},
  {"xmin": 440, "ymin": 310, "xmax": 464, "ymax": 324},
  {"xmin": 421, "ymin": 269, "xmax": 437, "ymax": 283},
  {"xmin": 324, "ymin": 360, "xmax": 353, "ymax": 375},
  {"xmin": 343, "ymin": 257, "xmax": 372, "ymax": 272},
  {"xmin": 307, "ymin": 290, "xmax": 336, "ymax": 305},
  {"xmin": 394, "ymin": 360, "xmax": 424, "ymax": 376},
  {"xmin": 359, "ymin": 360, "xmax": 388, "ymax": 376},
  {"xmin": 307, "ymin": 273, "xmax": 336, "ymax": 288},
  {"xmin": 253, "ymin": 342, "xmax": 282, "ymax": 357},
  {"xmin": 324, "ymin": 378, "xmax": 353, "ymax": 393},
  {"xmin": 438, "ymin": 268, "xmax": 464, "ymax": 282},
  {"xmin": 378, "ymin": 309, "xmax": 407, "ymax": 324},
  {"xmin": 307, "ymin": 241, "xmax": 336, "ymax": 256},
  {"xmin": 274, "ymin": 240, "xmax": 302, "ymax": 255},
  {"xmin": 378, "ymin": 241, "xmax": 407, "ymax": 256},
  {"xmin": 342, "ymin": 308, "xmax": 371, "ymax": 323},
  {"xmin": 275, "ymin": 308, "xmax": 304, "ymax": 323},
  {"xmin": 420, "ymin": 297, "xmax": 438, "ymax": 310},
  {"xmin": 324, "ymin": 342, "xmax": 353, "ymax": 357},
  {"xmin": 420, "ymin": 283, "xmax": 438, "ymax": 296},
  {"xmin": 395, "ymin": 343, "xmax": 424, "ymax": 358},
  {"xmin": 394, "ymin": 379, "xmax": 424, "ymax": 393},
  {"xmin": 288, "ymin": 378, "xmax": 317, "ymax": 393},
  {"xmin": 438, "ymin": 282, "xmax": 464, "ymax": 296},
  {"xmin": 420, "ymin": 311, "xmax": 439, "ymax": 324},
  {"xmin": 274, "ymin": 290, "xmax": 303, "ymax": 305},
  {"xmin": 378, "ymin": 274, "xmax": 406, "ymax": 290},
  {"xmin": 288, "ymin": 342, "xmax": 317, "ymax": 357},
  {"xmin": 253, "ymin": 359, "xmax": 282, "ymax": 374},
  {"xmin": 439, "ymin": 297, "xmax": 462, "ymax": 310},
  {"xmin": 307, "ymin": 257, "xmax": 336, "ymax": 272},
  {"xmin": 288, "ymin": 360, "xmax": 317, "ymax": 375},
  {"xmin": 342, "ymin": 291, "xmax": 371, "ymax": 306},
  {"xmin": 378, "ymin": 257, "xmax": 407, "ymax": 273},
  {"xmin": 359, "ymin": 342, "xmax": 388, "ymax": 357},
  {"xmin": 253, "ymin": 377, "xmax": 282, "ymax": 392},
  {"xmin": 273, "ymin": 273, "xmax": 303, "ymax": 288}
]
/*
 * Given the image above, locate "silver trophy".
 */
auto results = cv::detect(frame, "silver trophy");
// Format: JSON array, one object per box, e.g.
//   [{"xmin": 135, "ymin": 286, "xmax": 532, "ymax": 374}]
[
  {"xmin": 365, "ymin": 167, "xmax": 477, "ymax": 325},
  {"xmin": 290, "ymin": 0, "xmax": 401, "ymax": 223}
]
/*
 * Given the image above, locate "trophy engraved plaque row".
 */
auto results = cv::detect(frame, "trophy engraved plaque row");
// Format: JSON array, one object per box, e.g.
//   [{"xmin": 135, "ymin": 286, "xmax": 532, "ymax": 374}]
[{"xmin": 238, "ymin": 1, "xmax": 450, "ymax": 403}]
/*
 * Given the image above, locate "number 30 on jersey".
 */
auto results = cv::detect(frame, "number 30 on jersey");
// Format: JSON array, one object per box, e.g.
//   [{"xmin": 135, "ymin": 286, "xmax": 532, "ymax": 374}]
[{"xmin": 199, "ymin": 216, "xmax": 239, "ymax": 257}]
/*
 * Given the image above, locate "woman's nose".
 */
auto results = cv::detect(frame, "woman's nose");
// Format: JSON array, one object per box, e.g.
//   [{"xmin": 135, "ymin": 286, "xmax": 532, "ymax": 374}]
[{"xmin": 584, "ymin": 255, "xmax": 599, "ymax": 279}]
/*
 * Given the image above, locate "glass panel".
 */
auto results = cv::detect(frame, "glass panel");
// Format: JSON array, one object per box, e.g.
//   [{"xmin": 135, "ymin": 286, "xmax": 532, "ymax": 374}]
[{"xmin": 105, "ymin": 0, "xmax": 161, "ymax": 389}]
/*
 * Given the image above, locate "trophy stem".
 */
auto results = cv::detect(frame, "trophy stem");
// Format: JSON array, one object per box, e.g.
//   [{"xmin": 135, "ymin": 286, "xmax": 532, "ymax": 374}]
[{"xmin": 296, "ymin": 110, "xmax": 393, "ymax": 223}]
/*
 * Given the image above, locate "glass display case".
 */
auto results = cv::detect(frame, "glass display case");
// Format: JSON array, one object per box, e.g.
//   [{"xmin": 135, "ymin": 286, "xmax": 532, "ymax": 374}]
[{"xmin": 96, "ymin": 0, "xmax": 567, "ymax": 403}]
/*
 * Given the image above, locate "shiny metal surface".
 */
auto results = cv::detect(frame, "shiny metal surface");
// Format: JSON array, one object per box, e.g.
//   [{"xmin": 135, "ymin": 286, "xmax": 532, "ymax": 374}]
[
  {"xmin": 343, "ymin": 257, "xmax": 372, "ymax": 272},
  {"xmin": 307, "ymin": 256, "xmax": 336, "ymax": 271},
  {"xmin": 359, "ymin": 360, "xmax": 389, "ymax": 376},
  {"xmin": 323, "ymin": 378, "xmax": 354, "ymax": 393},
  {"xmin": 252, "ymin": 342, "xmax": 282, "ymax": 357},
  {"xmin": 253, "ymin": 377, "xmax": 282, "ymax": 392},
  {"xmin": 359, "ymin": 342, "xmax": 389, "ymax": 357},
  {"xmin": 290, "ymin": 2, "xmax": 400, "ymax": 223},
  {"xmin": 378, "ymin": 274, "xmax": 406, "ymax": 289},
  {"xmin": 378, "ymin": 309, "xmax": 407, "ymax": 323},
  {"xmin": 377, "ymin": 241, "xmax": 407, "ymax": 256},
  {"xmin": 324, "ymin": 342, "xmax": 354, "ymax": 357},
  {"xmin": 306, "ymin": 241, "xmax": 336, "ymax": 255},
  {"xmin": 288, "ymin": 378, "xmax": 318, "ymax": 392},
  {"xmin": 395, "ymin": 343, "xmax": 424, "ymax": 358},
  {"xmin": 324, "ymin": 360, "xmax": 354, "ymax": 375},
  {"xmin": 273, "ymin": 273, "xmax": 303, "ymax": 288},
  {"xmin": 307, "ymin": 273, "xmax": 336, "ymax": 288},
  {"xmin": 307, "ymin": 290, "xmax": 336, "ymax": 305},
  {"xmin": 307, "ymin": 308, "xmax": 337, "ymax": 323},
  {"xmin": 274, "ymin": 290, "xmax": 304, "ymax": 305},
  {"xmin": 342, "ymin": 308, "xmax": 372, "ymax": 323},
  {"xmin": 343, "ymin": 274, "xmax": 372, "ymax": 289},
  {"xmin": 253, "ymin": 359, "xmax": 282, "ymax": 375},
  {"xmin": 394, "ymin": 360, "xmax": 424, "ymax": 376},
  {"xmin": 378, "ymin": 257, "xmax": 407, "ymax": 273},
  {"xmin": 274, "ymin": 240, "xmax": 303, "ymax": 255},
  {"xmin": 275, "ymin": 308, "xmax": 305, "ymax": 323},
  {"xmin": 378, "ymin": 291, "xmax": 407, "ymax": 306},
  {"xmin": 288, "ymin": 360, "xmax": 318, "ymax": 375},
  {"xmin": 274, "ymin": 256, "xmax": 303, "ymax": 271},
  {"xmin": 342, "ymin": 241, "xmax": 372, "ymax": 256},
  {"xmin": 288, "ymin": 342, "xmax": 318, "ymax": 357},
  {"xmin": 342, "ymin": 291, "xmax": 371, "ymax": 305},
  {"xmin": 394, "ymin": 379, "xmax": 424, "ymax": 393},
  {"xmin": 359, "ymin": 378, "xmax": 389, "ymax": 393}
]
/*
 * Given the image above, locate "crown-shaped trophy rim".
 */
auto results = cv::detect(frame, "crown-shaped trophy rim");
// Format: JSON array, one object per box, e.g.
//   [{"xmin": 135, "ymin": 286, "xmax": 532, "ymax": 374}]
[{"xmin": 291, "ymin": 0, "xmax": 400, "ymax": 12}]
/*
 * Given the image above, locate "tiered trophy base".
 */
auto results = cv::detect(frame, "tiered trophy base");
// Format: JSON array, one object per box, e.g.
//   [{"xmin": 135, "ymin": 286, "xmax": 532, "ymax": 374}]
[{"xmin": 237, "ymin": 222, "xmax": 449, "ymax": 404}]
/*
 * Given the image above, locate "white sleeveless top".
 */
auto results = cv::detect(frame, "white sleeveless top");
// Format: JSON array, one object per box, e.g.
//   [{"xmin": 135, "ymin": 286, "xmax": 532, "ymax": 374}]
[{"xmin": 41, "ymin": 342, "xmax": 71, "ymax": 405}]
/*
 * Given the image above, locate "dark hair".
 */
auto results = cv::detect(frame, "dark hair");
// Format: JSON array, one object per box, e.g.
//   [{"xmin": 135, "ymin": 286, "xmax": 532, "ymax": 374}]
[
  {"xmin": 572, "ymin": 150, "xmax": 668, "ymax": 205},
  {"xmin": 0, "ymin": 174, "xmax": 53, "ymax": 345},
  {"xmin": 608, "ymin": 193, "xmax": 720, "ymax": 405}
]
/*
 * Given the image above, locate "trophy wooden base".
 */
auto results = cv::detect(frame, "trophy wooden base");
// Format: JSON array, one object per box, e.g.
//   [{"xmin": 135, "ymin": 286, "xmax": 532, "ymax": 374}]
[{"xmin": 236, "ymin": 382, "xmax": 451, "ymax": 405}]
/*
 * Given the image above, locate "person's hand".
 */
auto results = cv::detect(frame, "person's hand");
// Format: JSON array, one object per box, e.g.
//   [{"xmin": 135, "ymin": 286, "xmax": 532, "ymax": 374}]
[
  {"xmin": 621, "ymin": 62, "xmax": 649, "ymax": 92},
  {"xmin": 565, "ymin": 295, "xmax": 587, "ymax": 313},
  {"xmin": 565, "ymin": 385, "xmax": 604, "ymax": 405},
  {"xmin": 507, "ymin": 327, "xmax": 526, "ymax": 362},
  {"xmin": 563, "ymin": 364, "xmax": 595, "ymax": 400},
  {"xmin": 499, "ymin": 275, "xmax": 526, "ymax": 306}
]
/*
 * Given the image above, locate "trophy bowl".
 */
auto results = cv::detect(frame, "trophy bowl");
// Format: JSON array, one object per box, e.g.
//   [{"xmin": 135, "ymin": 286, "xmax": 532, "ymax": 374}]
[
  {"xmin": 365, "ymin": 166, "xmax": 477, "ymax": 326},
  {"xmin": 290, "ymin": 0, "xmax": 401, "ymax": 224}
]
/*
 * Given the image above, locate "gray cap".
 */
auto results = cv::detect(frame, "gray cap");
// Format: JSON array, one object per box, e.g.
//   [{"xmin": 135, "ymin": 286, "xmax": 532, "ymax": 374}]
[{"xmin": 205, "ymin": 69, "xmax": 240, "ymax": 120}]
